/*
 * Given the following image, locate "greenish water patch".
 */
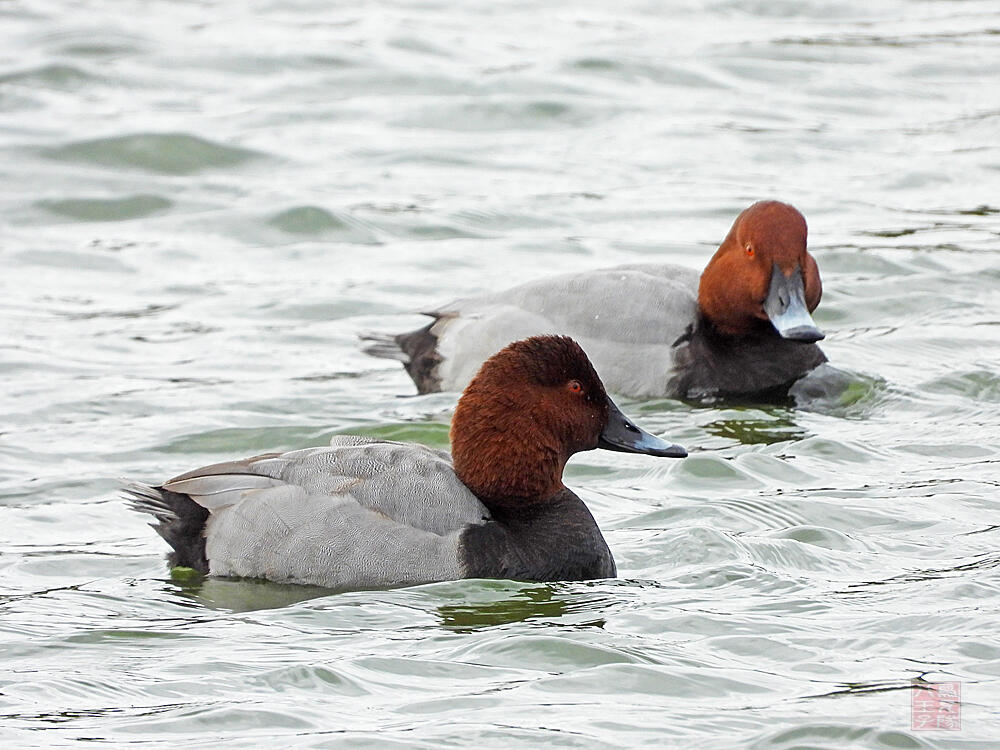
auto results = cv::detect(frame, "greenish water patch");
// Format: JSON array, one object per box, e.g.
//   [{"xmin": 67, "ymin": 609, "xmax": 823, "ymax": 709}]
[
  {"xmin": 55, "ymin": 34, "xmax": 144, "ymax": 58},
  {"xmin": 790, "ymin": 364, "xmax": 885, "ymax": 417},
  {"xmin": 956, "ymin": 204, "xmax": 1000, "ymax": 216},
  {"xmin": 752, "ymin": 724, "xmax": 930, "ymax": 750},
  {"xmin": 268, "ymin": 205, "xmax": 345, "ymax": 233},
  {"xmin": 172, "ymin": 577, "xmax": 335, "ymax": 612},
  {"xmin": 0, "ymin": 64, "xmax": 94, "ymax": 89},
  {"xmin": 376, "ymin": 218, "xmax": 488, "ymax": 241},
  {"xmin": 267, "ymin": 205, "xmax": 375, "ymax": 242},
  {"xmin": 64, "ymin": 629, "xmax": 189, "ymax": 644},
  {"xmin": 169, "ymin": 566, "xmax": 203, "ymax": 584},
  {"xmin": 703, "ymin": 409, "xmax": 807, "ymax": 445},
  {"xmin": 334, "ymin": 422, "xmax": 451, "ymax": 449},
  {"xmin": 38, "ymin": 194, "xmax": 172, "ymax": 221},
  {"xmin": 434, "ymin": 582, "xmax": 573, "ymax": 631},
  {"xmin": 793, "ymin": 436, "xmax": 875, "ymax": 463},
  {"xmin": 767, "ymin": 525, "xmax": 859, "ymax": 552},
  {"xmin": 158, "ymin": 426, "xmax": 336, "ymax": 455},
  {"xmin": 923, "ymin": 368, "xmax": 1000, "ymax": 401},
  {"xmin": 42, "ymin": 133, "xmax": 263, "ymax": 175}
]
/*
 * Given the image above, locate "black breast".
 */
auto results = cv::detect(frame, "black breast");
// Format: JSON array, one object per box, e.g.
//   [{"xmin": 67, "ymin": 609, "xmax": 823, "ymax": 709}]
[
  {"xmin": 458, "ymin": 489, "xmax": 616, "ymax": 583},
  {"xmin": 668, "ymin": 319, "xmax": 827, "ymax": 400}
]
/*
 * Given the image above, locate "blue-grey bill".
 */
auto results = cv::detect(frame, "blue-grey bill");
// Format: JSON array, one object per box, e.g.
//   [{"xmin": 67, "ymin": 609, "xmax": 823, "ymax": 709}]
[
  {"xmin": 598, "ymin": 399, "xmax": 687, "ymax": 458},
  {"xmin": 764, "ymin": 264, "xmax": 824, "ymax": 343}
]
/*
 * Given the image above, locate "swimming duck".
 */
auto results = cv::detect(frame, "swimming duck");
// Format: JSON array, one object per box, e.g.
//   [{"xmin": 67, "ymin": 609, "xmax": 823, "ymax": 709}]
[
  {"xmin": 364, "ymin": 201, "xmax": 827, "ymax": 400},
  {"xmin": 125, "ymin": 336, "xmax": 686, "ymax": 590}
]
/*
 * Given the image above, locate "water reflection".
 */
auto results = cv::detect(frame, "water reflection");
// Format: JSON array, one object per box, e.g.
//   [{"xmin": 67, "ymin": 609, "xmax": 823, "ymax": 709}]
[
  {"xmin": 702, "ymin": 410, "xmax": 808, "ymax": 446},
  {"xmin": 167, "ymin": 572, "xmax": 334, "ymax": 612},
  {"xmin": 435, "ymin": 581, "xmax": 607, "ymax": 632},
  {"xmin": 162, "ymin": 572, "xmax": 616, "ymax": 631}
]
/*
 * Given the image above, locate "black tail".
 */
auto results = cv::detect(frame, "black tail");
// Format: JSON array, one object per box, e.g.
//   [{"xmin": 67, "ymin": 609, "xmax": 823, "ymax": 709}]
[
  {"xmin": 123, "ymin": 482, "xmax": 209, "ymax": 572},
  {"xmin": 360, "ymin": 321, "xmax": 442, "ymax": 394},
  {"xmin": 360, "ymin": 332, "xmax": 410, "ymax": 363}
]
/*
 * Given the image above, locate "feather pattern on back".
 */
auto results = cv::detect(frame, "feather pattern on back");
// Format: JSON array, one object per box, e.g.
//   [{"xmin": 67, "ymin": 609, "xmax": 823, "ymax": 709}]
[
  {"xmin": 127, "ymin": 436, "xmax": 491, "ymax": 590},
  {"xmin": 428, "ymin": 264, "xmax": 700, "ymax": 395}
]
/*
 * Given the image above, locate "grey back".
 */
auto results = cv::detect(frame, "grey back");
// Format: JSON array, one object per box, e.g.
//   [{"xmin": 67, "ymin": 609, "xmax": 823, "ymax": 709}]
[
  {"xmin": 163, "ymin": 436, "xmax": 490, "ymax": 590},
  {"xmin": 429, "ymin": 264, "xmax": 700, "ymax": 396}
]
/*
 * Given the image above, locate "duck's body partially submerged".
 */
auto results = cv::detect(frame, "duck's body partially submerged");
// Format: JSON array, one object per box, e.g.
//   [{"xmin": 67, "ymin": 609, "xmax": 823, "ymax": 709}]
[
  {"xmin": 126, "ymin": 336, "xmax": 686, "ymax": 591},
  {"xmin": 365, "ymin": 201, "xmax": 827, "ymax": 401}
]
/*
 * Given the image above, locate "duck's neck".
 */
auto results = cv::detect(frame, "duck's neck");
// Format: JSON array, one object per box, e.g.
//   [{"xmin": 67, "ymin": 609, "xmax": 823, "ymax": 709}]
[
  {"xmin": 453, "ymin": 443, "xmax": 566, "ymax": 512},
  {"xmin": 451, "ymin": 396, "xmax": 567, "ymax": 510},
  {"xmin": 697, "ymin": 313, "xmax": 777, "ymax": 345}
]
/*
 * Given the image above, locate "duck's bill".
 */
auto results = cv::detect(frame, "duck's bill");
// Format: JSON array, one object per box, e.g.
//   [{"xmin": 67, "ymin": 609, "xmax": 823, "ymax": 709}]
[
  {"xmin": 598, "ymin": 399, "xmax": 687, "ymax": 458},
  {"xmin": 764, "ymin": 264, "xmax": 825, "ymax": 343}
]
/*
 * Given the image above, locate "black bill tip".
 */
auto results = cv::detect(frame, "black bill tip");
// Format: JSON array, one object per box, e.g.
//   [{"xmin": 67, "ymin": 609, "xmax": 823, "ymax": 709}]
[
  {"xmin": 764, "ymin": 264, "xmax": 824, "ymax": 344},
  {"xmin": 598, "ymin": 399, "xmax": 687, "ymax": 458},
  {"xmin": 779, "ymin": 324, "xmax": 825, "ymax": 343}
]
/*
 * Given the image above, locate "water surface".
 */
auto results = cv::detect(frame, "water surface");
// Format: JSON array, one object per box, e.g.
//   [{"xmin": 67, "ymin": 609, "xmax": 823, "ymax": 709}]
[{"xmin": 2, "ymin": 1, "xmax": 1000, "ymax": 747}]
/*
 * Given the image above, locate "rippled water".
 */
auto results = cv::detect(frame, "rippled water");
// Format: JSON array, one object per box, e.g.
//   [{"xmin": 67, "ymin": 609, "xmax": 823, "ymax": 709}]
[{"xmin": 3, "ymin": 1, "xmax": 1000, "ymax": 747}]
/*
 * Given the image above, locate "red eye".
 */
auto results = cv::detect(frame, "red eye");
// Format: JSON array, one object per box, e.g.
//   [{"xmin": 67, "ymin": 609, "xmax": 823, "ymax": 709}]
[
  {"xmin": 745, "ymin": 243, "xmax": 755, "ymax": 257},
  {"xmin": 567, "ymin": 380, "xmax": 584, "ymax": 394}
]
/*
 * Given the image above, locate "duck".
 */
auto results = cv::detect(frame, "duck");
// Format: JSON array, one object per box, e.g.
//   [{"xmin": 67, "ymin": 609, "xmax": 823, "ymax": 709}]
[
  {"xmin": 364, "ymin": 200, "xmax": 827, "ymax": 401},
  {"xmin": 125, "ymin": 335, "xmax": 687, "ymax": 591}
]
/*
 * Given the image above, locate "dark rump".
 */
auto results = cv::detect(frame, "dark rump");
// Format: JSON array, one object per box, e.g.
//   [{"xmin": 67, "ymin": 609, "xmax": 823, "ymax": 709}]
[
  {"xmin": 361, "ymin": 321, "xmax": 443, "ymax": 394},
  {"xmin": 124, "ymin": 483, "xmax": 209, "ymax": 572}
]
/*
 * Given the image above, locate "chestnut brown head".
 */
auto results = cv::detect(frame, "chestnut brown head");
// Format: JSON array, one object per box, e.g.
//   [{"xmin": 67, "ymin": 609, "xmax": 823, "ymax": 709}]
[
  {"xmin": 697, "ymin": 201, "xmax": 823, "ymax": 342},
  {"xmin": 450, "ymin": 336, "xmax": 685, "ymax": 506}
]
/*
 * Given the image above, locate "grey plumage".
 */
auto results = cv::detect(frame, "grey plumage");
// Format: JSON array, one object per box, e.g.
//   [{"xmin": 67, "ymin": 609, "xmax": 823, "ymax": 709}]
[
  {"xmin": 126, "ymin": 436, "xmax": 492, "ymax": 590},
  {"xmin": 367, "ymin": 264, "xmax": 701, "ymax": 397}
]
